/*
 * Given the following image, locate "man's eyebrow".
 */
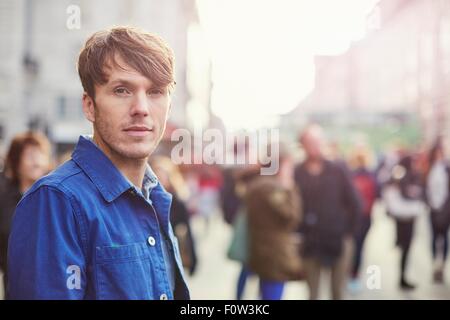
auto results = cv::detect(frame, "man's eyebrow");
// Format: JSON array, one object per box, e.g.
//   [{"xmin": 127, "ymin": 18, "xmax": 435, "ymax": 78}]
[
  {"xmin": 108, "ymin": 78, "xmax": 162, "ymax": 88},
  {"xmin": 108, "ymin": 79, "xmax": 137, "ymax": 87}
]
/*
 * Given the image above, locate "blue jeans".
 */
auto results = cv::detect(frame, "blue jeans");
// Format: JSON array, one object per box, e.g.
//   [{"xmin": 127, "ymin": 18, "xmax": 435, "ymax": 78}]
[
  {"xmin": 236, "ymin": 265, "xmax": 252, "ymax": 300},
  {"xmin": 260, "ymin": 280, "xmax": 285, "ymax": 300}
]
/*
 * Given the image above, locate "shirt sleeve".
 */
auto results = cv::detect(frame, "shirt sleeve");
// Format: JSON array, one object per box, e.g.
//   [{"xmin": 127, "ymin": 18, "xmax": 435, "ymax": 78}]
[
  {"xmin": 7, "ymin": 185, "xmax": 87, "ymax": 299},
  {"xmin": 382, "ymin": 185, "xmax": 426, "ymax": 219}
]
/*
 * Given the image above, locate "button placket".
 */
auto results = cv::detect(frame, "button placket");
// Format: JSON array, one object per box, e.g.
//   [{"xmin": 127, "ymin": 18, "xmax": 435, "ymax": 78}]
[{"xmin": 147, "ymin": 203, "xmax": 173, "ymax": 298}]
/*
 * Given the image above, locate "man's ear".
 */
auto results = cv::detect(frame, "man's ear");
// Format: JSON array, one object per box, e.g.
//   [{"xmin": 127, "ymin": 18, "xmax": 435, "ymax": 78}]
[{"xmin": 82, "ymin": 93, "xmax": 95, "ymax": 123}]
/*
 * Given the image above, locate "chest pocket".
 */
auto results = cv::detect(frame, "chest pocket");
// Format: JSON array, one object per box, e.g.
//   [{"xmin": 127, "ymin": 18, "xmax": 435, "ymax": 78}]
[{"xmin": 95, "ymin": 242, "xmax": 154, "ymax": 300}]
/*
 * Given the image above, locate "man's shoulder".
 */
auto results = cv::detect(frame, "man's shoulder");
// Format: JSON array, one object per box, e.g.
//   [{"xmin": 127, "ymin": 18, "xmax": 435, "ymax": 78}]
[
  {"xmin": 24, "ymin": 159, "xmax": 91, "ymax": 200},
  {"xmin": 13, "ymin": 160, "xmax": 92, "ymax": 225}
]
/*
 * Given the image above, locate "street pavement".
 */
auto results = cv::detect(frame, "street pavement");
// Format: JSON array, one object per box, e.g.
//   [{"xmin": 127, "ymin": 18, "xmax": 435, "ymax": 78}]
[{"xmin": 186, "ymin": 202, "xmax": 450, "ymax": 300}]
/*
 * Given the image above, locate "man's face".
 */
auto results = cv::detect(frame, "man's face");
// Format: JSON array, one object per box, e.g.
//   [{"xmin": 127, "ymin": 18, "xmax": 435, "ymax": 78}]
[
  {"xmin": 83, "ymin": 55, "xmax": 171, "ymax": 161},
  {"xmin": 302, "ymin": 128, "xmax": 324, "ymax": 160}
]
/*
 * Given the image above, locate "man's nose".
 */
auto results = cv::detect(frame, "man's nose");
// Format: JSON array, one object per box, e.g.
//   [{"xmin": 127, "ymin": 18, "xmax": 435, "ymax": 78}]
[{"xmin": 130, "ymin": 91, "xmax": 150, "ymax": 116}]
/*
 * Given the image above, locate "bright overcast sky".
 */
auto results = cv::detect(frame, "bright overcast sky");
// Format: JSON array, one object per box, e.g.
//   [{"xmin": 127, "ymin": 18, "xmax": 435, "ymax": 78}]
[{"xmin": 196, "ymin": 0, "xmax": 379, "ymax": 131}]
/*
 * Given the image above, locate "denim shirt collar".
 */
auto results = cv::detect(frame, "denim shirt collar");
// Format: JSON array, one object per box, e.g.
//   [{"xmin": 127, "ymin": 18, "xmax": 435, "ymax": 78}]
[
  {"xmin": 71, "ymin": 135, "xmax": 132, "ymax": 202},
  {"xmin": 71, "ymin": 135, "xmax": 156, "ymax": 202},
  {"xmin": 141, "ymin": 165, "xmax": 158, "ymax": 200}
]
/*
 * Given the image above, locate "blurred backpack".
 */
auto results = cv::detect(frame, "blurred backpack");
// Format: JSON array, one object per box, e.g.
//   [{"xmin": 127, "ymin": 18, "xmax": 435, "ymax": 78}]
[{"xmin": 226, "ymin": 207, "xmax": 248, "ymax": 264}]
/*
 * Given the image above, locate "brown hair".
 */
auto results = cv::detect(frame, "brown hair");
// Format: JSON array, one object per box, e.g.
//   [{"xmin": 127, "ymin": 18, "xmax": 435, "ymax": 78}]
[
  {"xmin": 5, "ymin": 131, "xmax": 51, "ymax": 184},
  {"xmin": 77, "ymin": 26, "xmax": 175, "ymax": 99}
]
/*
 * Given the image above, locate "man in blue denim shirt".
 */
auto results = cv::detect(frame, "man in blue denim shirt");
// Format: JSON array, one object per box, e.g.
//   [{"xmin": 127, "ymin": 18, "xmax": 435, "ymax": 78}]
[{"xmin": 7, "ymin": 26, "xmax": 190, "ymax": 300}]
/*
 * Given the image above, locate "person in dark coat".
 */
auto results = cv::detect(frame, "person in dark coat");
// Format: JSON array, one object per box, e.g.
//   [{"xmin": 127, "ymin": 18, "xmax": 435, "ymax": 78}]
[
  {"xmin": 227, "ymin": 163, "xmax": 262, "ymax": 300},
  {"xmin": 0, "ymin": 175, "xmax": 22, "ymax": 288},
  {"xmin": 294, "ymin": 124, "xmax": 362, "ymax": 300},
  {"xmin": 150, "ymin": 156, "xmax": 198, "ymax": 276},
  {"xmin": 0, "ymin": 131, "xmax": 51, "ymax": 296},
  {"xmin": 382, "ymin": 153, "xmax": 426, "ymax": 290}
]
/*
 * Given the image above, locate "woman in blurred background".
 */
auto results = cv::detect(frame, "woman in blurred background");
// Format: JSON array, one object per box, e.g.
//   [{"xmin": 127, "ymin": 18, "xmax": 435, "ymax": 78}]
[
  {"xmin": 347, "ymin": 144, "xmax": 378, "ymax": 293},
  {"xmin": 245, "ymin": 146, "xmax": 303, "ymax": 300},
  {"xmin": 0, "ymin": 131, "xmax": 52, "ymax": 296},
  {"xmin": 425, "ymin": 139, "xmax": 450, "ymax": 283}
]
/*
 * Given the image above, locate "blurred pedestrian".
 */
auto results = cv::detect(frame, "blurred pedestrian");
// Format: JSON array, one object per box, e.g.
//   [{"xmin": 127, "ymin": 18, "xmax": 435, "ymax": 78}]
[
  {"xmin": 226, "ymin": 163, "xmax": 260, "ymax": 300},
  {"xmin": 0, "ymin": 131, "xmax": 51, "ymax": 296},
  {"xmin": 220, "ymin": 138, "xmax": 255, "ymax": 226},
  {"xmin": 196, "ymin": 164, "xmax": 222, "ymax": 235},
  {"xmin": 382, "ymin": 153, "xmax": 426, "ymax": 290},
  {"xmin": 425, "ymin": 139, "xmax": 450, "ymax": 283},
  {"xmin": 150, "ymin": 156, "xmax": 198, "ymax": 276},
  {"xmin": 347, "ymin": 144, "xmax": 378, "ymax": 293},
  {"xmin": 294, "ymin": 124, "xmax": 361, "ymax": 300}
]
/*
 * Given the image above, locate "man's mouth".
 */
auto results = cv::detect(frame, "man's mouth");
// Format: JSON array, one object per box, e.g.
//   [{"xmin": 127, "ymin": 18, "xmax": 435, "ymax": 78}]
[{"xmin": 123, "ymin": 125, "xmax": 153, "ymax": 137}]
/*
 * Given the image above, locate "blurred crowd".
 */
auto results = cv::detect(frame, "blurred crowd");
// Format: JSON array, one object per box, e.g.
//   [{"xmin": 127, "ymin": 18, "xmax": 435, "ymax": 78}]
[
  {"xmin": 0, "ymin": 125, "xmax": 449, "ymax": 300},
  {"xmin": 223, "ymin": 124, "xmax": 450, "ymax": 300}
]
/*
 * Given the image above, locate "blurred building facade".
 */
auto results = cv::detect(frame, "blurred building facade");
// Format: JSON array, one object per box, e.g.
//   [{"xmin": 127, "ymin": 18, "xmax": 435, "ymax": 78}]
[
  {"xmin": 0, "ymin": 0, "xmax": 212, "ymax": 156},
  {"xmin": 282, "ymin": 0, "xmax": 450, "ymax": 152}
]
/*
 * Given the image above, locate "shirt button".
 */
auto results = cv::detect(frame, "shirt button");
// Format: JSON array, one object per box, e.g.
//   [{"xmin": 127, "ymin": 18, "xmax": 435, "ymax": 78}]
[
  {"xmin": 147, "ymin": 236, "xmax": 156, "ymax": 246},
  {"xmin": 160, "ymin": 293, "xmax": 168, "ymax": 300}
]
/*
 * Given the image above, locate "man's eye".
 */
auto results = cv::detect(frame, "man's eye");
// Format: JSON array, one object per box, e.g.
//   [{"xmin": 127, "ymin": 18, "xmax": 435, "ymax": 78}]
[
  {"xmin": 148, "ymin": 89, "xmax": 164, "ymax": 96},
  {"xmin": 114, "ymin": 87, "xmax": 130, "ymax": 95}
]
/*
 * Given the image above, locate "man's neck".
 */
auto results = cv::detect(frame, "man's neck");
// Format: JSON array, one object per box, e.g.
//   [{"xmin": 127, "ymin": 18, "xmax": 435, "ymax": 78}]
[
  {"xmin": 114, "ymin": 157, "xmax": 148, "ymax": 189},
  {"xmin": 93, "ymin": 135, "xmax": 147, "ymax": 189},
  {"xmin": 305, "ymin": 156, "xmax": 324, "ymax": 175}
]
